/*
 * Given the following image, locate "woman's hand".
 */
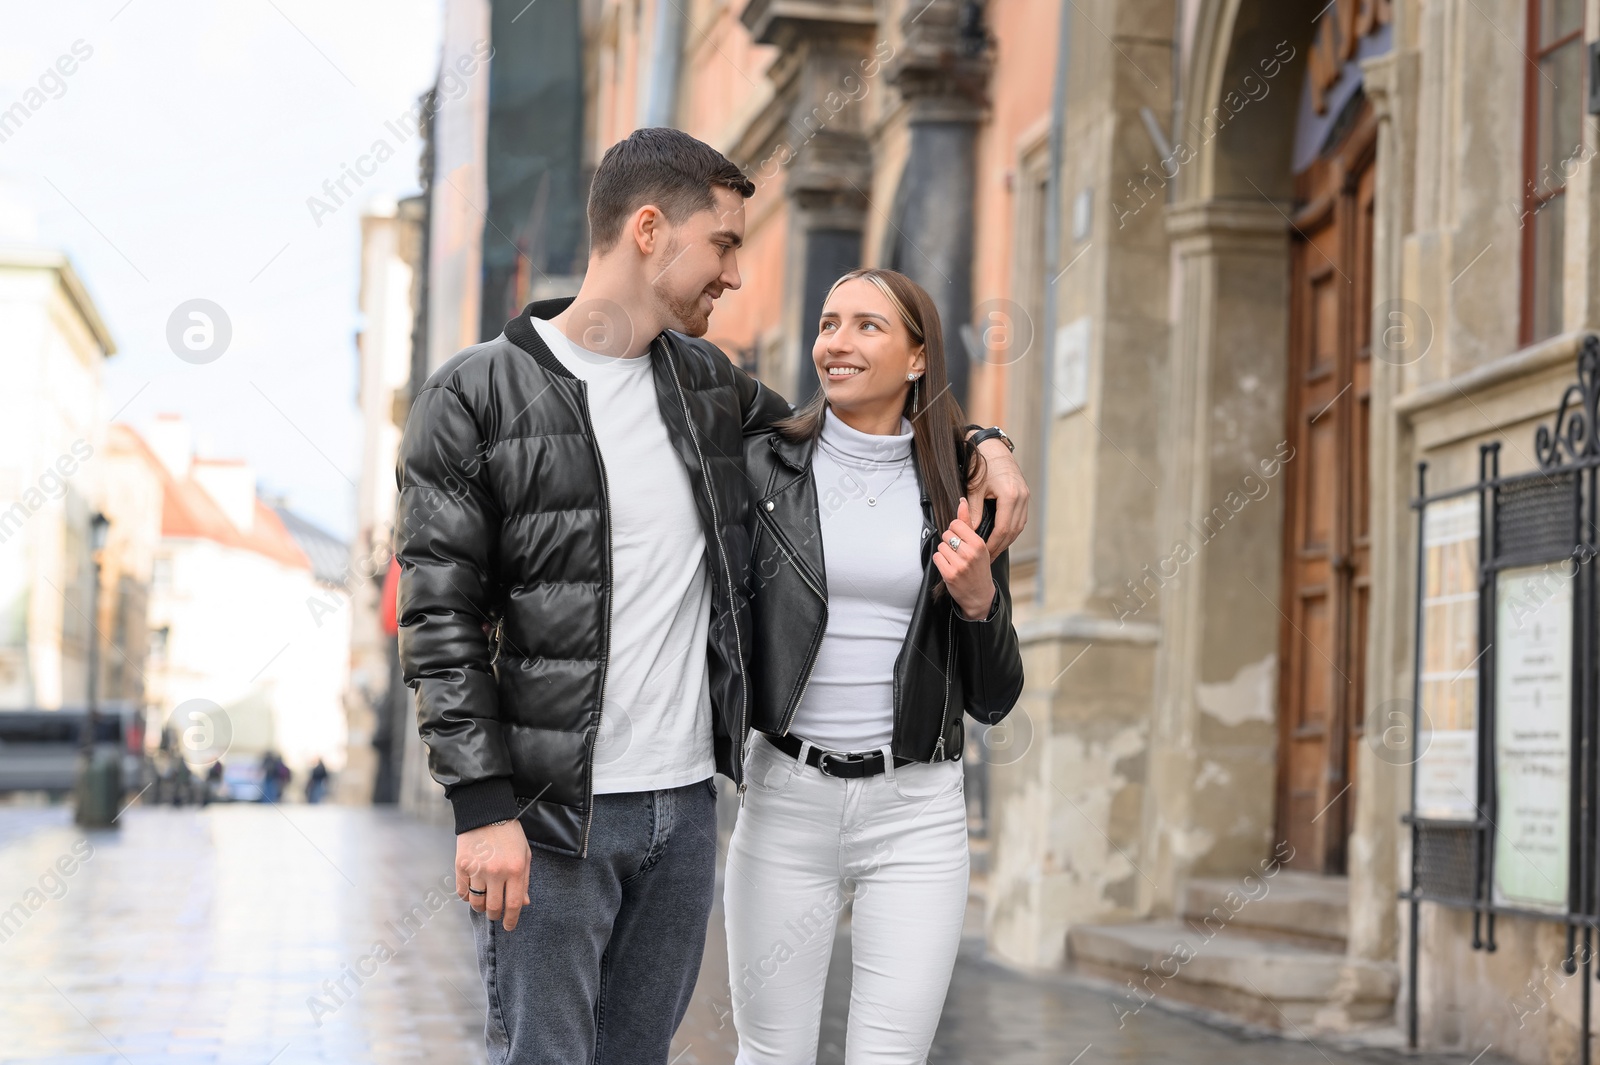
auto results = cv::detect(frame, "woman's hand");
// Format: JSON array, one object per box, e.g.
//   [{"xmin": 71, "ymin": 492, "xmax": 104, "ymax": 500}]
[{"xmin": 932, "ymin": 498, "xmax": 997, "ymax": 620}]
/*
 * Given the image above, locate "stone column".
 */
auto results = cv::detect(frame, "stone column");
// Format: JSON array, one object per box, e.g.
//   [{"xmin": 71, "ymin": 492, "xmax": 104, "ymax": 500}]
[
  {"xmin": 881, "ymin": 0, "xmax": 991, "ymax": 405},
  {"xmin": 1344, "ymin": 44, "xmax": 1418, "ymax": 976},
  {"xmin": 1144, "ymin": 200, "xmax": 1290, "ymax": 910},
  {"xmin": 987, "ymin": 613, "xmax": 1162, "ymax": 968},
  {"xmin": 741, "ymin": 0, "xmax": 878, "ymax": 402},
  {"xmin": 984, "ymin": 0, "xmax": 1175, "ymax": 967}
]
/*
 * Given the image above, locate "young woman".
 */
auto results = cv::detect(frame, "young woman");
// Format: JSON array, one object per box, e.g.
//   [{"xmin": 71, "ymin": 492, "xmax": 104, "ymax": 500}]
[{"xmin": 725, "ymin": 268, "xmax": 1024, "ymax": 1063}]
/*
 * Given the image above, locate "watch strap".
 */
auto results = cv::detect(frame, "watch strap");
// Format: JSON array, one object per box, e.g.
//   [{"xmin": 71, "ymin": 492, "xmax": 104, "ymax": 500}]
[{"xmin": 968, "ymin": 426, "xmax": 1015, "ymax": 453}]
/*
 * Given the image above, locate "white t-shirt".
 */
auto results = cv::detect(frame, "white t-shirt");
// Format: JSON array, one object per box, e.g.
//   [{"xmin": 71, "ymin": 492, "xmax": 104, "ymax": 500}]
[{"xmin": 531, "ymin": 316, "xmax": 715, "ymax": 793}]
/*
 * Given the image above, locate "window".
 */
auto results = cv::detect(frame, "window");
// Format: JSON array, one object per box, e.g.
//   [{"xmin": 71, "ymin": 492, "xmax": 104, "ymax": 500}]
[
  {"xmin": 1522, "ymin": 0, "xmax": 1585, "ymax": 344},
  {"xmin": 1000, "ymin": 145, "xmax": 1052, "ymax": 591}
]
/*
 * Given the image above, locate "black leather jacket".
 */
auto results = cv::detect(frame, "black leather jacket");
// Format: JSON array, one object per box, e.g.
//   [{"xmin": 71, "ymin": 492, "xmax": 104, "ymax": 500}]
[
  {"xmin": 741, "ymin": 428, "xmax": 1024, "ymax": 768},
  {"xmin": 395, "ymin": 298, "xmax": 790, "ymax": 856}
]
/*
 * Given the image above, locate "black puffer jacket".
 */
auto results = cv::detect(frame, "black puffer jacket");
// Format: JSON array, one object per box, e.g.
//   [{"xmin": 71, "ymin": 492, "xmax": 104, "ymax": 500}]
[
  {"xmin": 395, "ymin": 298, "xmax": 790, "ymax": 856},
  {"xmin": 742, "ymin": 428, "xmax": 1024, "ymax": 763}
]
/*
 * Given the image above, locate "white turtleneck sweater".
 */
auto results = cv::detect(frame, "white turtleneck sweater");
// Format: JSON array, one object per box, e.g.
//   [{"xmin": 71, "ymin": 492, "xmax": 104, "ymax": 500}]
[{"xmin": 788, "ymin": 408, "xmax": 927, "ymax": 753}]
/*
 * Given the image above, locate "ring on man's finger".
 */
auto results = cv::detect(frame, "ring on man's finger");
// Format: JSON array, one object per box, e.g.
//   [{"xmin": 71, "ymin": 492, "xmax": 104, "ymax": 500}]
[{"xmin": 468, "ymin": 887, "xmax": 487, "ymax": 896}]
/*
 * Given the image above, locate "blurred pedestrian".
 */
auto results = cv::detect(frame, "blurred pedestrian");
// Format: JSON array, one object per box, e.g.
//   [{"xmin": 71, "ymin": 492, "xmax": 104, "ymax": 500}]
[
  {"xmin": 170, "ymin": 761, "xmax": 196, "ymax": 806},
  {"xmin": 259, "ymin": 751, "xmax": 284, "ymax": 803},
  {"xmin": 203, "ymin": 760, "xmax": 224, "ymax": 805},
  {"xmin": 306, "ymin": 758, "xmax": 329, "ymax": 804}
]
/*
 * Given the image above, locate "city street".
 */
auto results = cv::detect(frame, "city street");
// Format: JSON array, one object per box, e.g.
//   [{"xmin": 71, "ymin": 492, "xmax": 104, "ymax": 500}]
[
  {"xmin": 0, "ymin": 802, "xmax": 1505, "ymax": 1064},
  {"xmin": 0, "ymin": 0, "xmax": 1590, "ymax": 1060}
]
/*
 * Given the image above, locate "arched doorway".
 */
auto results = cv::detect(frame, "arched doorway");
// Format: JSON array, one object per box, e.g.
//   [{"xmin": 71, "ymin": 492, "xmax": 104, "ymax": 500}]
[{"xmin": 1154, "ymin": 0, "xmax": 1391, "ymax": 891}]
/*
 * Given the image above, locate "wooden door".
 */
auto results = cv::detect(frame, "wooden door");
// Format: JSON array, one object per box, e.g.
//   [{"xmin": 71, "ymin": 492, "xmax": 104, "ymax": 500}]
[{"xmin": 1277, "ymin": 103, "xmax": 1376, "ymax": 875}]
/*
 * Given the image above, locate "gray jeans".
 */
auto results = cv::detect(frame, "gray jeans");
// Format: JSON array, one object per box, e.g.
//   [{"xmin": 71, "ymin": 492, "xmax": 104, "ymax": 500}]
[{"xmin": 469, "ymin": 777, "xmax": 719, "ymax": 1065}]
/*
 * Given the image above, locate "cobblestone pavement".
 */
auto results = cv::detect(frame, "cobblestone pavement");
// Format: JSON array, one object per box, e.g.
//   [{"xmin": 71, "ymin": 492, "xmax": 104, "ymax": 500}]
[{"xmin": 0, "ymin": 803, "xmax": 1509, "ymax": 1064}]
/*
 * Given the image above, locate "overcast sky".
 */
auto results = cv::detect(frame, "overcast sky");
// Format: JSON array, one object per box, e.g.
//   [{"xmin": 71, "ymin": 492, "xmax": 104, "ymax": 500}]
[{"xmin": 0, "ymin": 0, "xmax": 445, "ymax": 540}]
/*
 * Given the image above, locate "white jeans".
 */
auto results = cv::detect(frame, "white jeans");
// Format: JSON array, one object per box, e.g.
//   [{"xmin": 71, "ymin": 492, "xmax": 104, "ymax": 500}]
[{"xmin": 724, "ymin": 732, "xmax": 969, "ymax": 1065}]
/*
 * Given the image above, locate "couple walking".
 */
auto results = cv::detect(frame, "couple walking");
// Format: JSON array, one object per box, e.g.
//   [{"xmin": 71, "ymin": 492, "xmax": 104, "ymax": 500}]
[{"xmin": 395, "ymin": 127, "xmax": 1026, "ymax": 1064}]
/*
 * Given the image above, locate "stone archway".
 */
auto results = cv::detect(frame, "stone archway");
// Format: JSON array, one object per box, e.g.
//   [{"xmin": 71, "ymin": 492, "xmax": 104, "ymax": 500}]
[
  {"xmin": 1150, "ymin": 0, "xmax": 1403, "ymax": 980},
  {"xmin": 1140, "ymin": 0, "xmax": 1319, "ymax": 911},
  {"xmin": 1181, "ymin": 0, "xmax": 1316, "ymax": 204}
]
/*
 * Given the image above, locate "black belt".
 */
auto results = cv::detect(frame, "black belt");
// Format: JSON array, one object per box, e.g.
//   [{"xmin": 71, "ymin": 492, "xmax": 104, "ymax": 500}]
[{"xmin": 765, "ymin": 731, "xmax": 916, "ymax": 778}]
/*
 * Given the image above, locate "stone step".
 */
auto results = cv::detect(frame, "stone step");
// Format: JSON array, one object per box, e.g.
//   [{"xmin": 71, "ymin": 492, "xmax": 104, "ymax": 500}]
[
  {"xmin": 1067, "ymin": 918, "xmax": 1396, "ymax": 1031},
  {"xmin": 1182, "ymin": 871, "xmax": 1348, "ymax": 949}
]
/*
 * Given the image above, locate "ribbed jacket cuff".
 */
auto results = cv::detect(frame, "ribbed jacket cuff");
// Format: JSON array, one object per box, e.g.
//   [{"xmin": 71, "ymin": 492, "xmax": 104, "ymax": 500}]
[
  {"xmin": 957, "ymin": 580, "xmax": 1002, "ymax": 623},
  {"xmin": 445, "ymin": 777, "xmax": 519, "ymax": 835}
]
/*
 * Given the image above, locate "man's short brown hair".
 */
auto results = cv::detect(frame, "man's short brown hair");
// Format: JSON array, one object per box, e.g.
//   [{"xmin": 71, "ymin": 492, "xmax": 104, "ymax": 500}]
[{"xmin": 587, "ymin": 127, "xmax": 755, "ymax": 253}]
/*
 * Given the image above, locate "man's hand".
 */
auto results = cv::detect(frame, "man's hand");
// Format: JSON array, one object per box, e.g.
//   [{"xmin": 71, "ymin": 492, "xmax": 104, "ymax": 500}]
[
  {"xmin": 967, "ymin": 436, "xmax": 1030, "ymax": 558},
  {"xmin": 456, "ymin": 820, "xmax": 532, "ymax": 931}
]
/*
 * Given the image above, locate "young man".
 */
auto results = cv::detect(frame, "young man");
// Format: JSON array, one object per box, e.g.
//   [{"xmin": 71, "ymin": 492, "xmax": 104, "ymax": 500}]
[{"xmin": 394, "ymin": 127, "xmax": 1028, "ymax": 1064}]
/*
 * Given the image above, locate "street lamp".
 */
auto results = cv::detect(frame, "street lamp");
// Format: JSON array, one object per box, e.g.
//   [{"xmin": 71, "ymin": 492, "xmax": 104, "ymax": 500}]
[{"xmin": 75, "ymin": 511, "xmax": 120, "ymax": 828}]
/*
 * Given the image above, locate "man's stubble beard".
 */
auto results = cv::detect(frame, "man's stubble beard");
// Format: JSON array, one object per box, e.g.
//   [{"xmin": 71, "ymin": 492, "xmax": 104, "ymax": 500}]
[
  {"xmin": 654, "ymin": 283, "xmax": 711, "ymax": 338},
  {"xmin": 651, "ymin": 238, "xmax": 713, "ymax": 337}
]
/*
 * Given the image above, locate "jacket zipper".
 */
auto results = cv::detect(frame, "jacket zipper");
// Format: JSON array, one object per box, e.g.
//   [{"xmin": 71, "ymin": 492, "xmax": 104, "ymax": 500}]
[
  {"xmin": 886, "ymin": 522, "xmax": 930, "ymax": 763},
  {"xmin": 755, "ymin": 509, "xmax": 828, "ymax": 736},
  {"xmin": 664, "ymin": 352, "xmax": 749, "ymax": 803},
  {"xmin": 902, "ymin": 523, "xmax": 955, "ymax": 764},
  {"xmin": 781, "ymin": 616, "xmax": 827, "ymax": 737},
  {"xmin": 891, "ymin": 515, "xmax": 953, "ymax": 763},
  {"xmin": 935, "ymin": 609, "xmax": 955, "ymax": 761},
  {"xmin": 576, "ymin": 381, "xmax": 613, "ymax": 858}
]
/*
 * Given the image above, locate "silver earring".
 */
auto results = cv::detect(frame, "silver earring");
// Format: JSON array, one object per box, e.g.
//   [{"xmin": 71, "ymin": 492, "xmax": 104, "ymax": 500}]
[{"xmin": 906, "ymin": 373, "xmax": 916, "ymax": 381}]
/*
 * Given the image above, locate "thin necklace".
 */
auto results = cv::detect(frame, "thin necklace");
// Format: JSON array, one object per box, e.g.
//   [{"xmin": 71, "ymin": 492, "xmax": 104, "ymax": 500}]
[
  {"xmin": 865, "ymin": 461, "xmax": 909, "ymax": 506},
  {"xmin": 818, "ymin": 437, "xmax": 911, "ymax": 506}
]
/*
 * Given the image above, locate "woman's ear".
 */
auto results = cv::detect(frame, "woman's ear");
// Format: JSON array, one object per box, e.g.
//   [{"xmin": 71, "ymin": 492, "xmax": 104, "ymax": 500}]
[{"xmin": 911, "ymin": 345, "xmax": 927, "ymax": 378}]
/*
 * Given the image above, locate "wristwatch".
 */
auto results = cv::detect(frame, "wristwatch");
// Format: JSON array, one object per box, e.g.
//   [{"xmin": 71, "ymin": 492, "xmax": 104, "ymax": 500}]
[{"xmin": 967, "ymin": 426, "xmax": 1015, "ymax": 453}]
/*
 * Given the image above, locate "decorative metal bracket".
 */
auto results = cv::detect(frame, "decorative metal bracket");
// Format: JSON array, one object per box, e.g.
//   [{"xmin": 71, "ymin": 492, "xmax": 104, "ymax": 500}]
[{"xmin": 1535, "ymin": 334, "xmax": 1600, "ymax": 469}]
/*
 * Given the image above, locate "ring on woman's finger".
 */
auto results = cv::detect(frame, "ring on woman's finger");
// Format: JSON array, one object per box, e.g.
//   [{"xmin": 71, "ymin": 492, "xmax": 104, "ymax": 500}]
[
  {"xmin": 948, "ymin": 536, "xmax": 961, "ymax": 551},
  {"xmin": 468, "ymin": 886, "xmax": 487, "ymax": 896}
]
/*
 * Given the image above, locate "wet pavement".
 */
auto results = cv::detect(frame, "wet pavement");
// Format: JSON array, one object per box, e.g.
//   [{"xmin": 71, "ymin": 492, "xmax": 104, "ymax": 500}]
[{"xmin": 0, "ymin": 802, "xmax": 1509, "ymax": 1064}]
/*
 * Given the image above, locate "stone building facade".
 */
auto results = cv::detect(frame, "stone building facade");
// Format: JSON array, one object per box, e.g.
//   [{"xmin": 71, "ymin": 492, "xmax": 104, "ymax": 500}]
[{"xmin": 0, "ymin": 247, "xmax": 125, "ymax": 713}]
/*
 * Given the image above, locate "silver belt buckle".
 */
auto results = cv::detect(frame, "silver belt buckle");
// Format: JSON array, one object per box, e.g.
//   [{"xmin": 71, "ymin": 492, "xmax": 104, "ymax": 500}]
[{"xmin": 818, "ymin": 750, "xmax": 864, "ymax": 776}]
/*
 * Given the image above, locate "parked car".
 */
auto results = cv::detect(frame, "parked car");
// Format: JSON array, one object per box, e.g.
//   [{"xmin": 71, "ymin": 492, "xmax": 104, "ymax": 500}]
[
  {"xmin": 222, "ymin": 760, "xmax": 265, "ymax": 803},
  {"xmin": 0, "ymin": 707, "xmax": 139, "ymax": 798}
]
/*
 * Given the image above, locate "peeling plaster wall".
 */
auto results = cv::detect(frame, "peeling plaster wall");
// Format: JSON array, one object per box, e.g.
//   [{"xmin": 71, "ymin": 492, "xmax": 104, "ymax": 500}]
[
  {"xmin": 1143, "ymin": 191, "xmax": 1292, "ymax": 909},
  {"xmin": 1191, "ymin": 655, "xmax": 1280, "ymax": 876},
  {"xmin": 1195, "ymin": 653, "xmax": 1274, "ymax": 727},
  {"xmin": 1414, "ymin": 908, "xmax": 1594, "ymax": 1065},
  {"xmin": 990, "ymin": 631, "xmax": 1157, "ymax": 968}
]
